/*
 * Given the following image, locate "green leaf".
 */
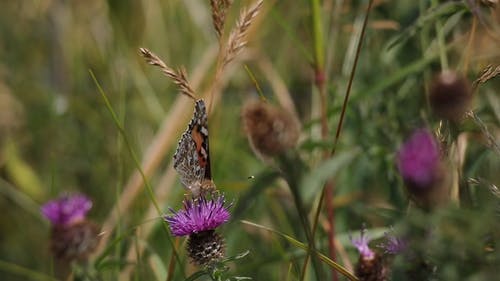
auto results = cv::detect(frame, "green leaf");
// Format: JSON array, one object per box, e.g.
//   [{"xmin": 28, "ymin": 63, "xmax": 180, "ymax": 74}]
[
  {"xmin": 150, "ymin": 253, "xmax": 168, "ymax": 281},
  {"xmin": 240, "ymin": 220, "xmax": 359, "ymax": 281},
  {"xmin": 0, "ymin": 260, "xmax": 58, "ymax": 281},
  {"xmin": 385, "ymin": 1, "xmax": 466, "ymax": 51},
  {"xmin": 184, "ymin": 270, "xmax": 209, "ymax": 281},
  {"xmin": 301, "ymin": 150, "xmax": 359, "ymax": 203}
]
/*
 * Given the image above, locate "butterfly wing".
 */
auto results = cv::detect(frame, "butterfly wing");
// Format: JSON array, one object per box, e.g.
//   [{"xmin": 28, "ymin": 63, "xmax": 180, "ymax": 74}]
[{"xmin": 173, "ymin": 99, "xmax": 212, "ymax": 194}]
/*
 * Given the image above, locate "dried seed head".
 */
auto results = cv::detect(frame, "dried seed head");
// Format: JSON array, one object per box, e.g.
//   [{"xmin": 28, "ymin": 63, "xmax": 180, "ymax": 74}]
[
  {"xmin": 242, "ymin": 100, "xmax": 300, "ymax": 157},
  {"xmin": 187, "ymin": 230, "xmax": 225, "ymax": 266},
  {"xmin": 50, "ymin": 220, "xmax": 100, "ymax": 261},
  {"xmin": 429, "ymin": 71, "xmax": 472, "ymax": 122}
]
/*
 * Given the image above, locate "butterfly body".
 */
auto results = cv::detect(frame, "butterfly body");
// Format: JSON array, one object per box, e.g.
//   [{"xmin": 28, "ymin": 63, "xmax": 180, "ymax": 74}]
[{"xmin": 173, "ymin": 100, "xmax": 216, "ymax": 197}]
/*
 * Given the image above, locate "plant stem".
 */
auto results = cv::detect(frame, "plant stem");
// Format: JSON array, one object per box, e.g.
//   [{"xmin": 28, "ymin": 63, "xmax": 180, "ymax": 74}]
[
  {"xmin": 330, "ymin": 0, "xmax": 373, "ymax": 157},
  {"xmin": 278, "ymin": 153, "xmax": 324, "ymax": 280},
  {"xmin": 431, "ymin": 0, "xmax": 448, "ymax": 70},
  {"xmin": 308, "ymin": 0, "xmax": 334, "ymax": 279},
  {"xmin": 90, "ymin": 71, "xmax": 184, "ymax": 278},
  {"xmin": 327, "ymin": 1, "xmax": 373, "ymax": 277}
]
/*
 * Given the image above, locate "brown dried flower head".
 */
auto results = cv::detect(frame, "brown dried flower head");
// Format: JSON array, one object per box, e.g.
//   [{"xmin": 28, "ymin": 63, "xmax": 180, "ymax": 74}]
[
  {"xmin": 429, "ymin": 71, "xmax": 473, "ymax": 122},
  {"xmin": 242, "ymin": 100, "xmax": 300, "ymax": 157}
]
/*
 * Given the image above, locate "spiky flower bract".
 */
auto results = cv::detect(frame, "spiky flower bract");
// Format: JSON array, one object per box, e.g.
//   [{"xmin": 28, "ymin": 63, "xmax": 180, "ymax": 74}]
[
  {"xmin": 50, "ymin": 220, "xmax": 100, "ymax": 260},
  {"xmin": 165, "ymin": 194, "xmax": 231, "ymax": 236},
  {"xmin": 41, "ymin": 193, "xmax": 92, "ymax": 226},
  {"xmin": 187, "ymin": 230, "xmax": 225, "ymax": 266}
]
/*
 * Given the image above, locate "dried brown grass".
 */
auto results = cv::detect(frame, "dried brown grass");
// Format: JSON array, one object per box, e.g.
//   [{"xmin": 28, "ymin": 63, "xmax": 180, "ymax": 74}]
[
  {"xmin": 473, "ymin": 64, "xmax": 500, "ymax": 88},
  {"xmin": 139, "ymin": 47, "xmax": 197, "ymax": 100},
  {"xmin": 223, "ymin": 0, "xmax": 263, "ymax": 67},
  {"xmin": 210, "ymin": 0, "xmax": 232, "ymax": 39}
]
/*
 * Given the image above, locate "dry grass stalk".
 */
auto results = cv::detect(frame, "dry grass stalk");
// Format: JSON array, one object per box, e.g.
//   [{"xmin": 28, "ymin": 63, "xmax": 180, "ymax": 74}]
[
  {"xmin": 139, "ymin": 47, "xmax": 197, "ymax": 100},
  {"xmin": 210, "ymin": 0, "xmax": 232, "ymax": 39},
  {"xmin": 223, "ymin": 0, "xmax": 263, "ymax": 67},
  {"xmin": 473, "ymin": 64, "xmax": 500, "ymax": 88}
]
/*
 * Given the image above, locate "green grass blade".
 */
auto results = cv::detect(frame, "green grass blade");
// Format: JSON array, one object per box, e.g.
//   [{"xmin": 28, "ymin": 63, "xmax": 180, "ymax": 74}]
[{"xmin": 240, "ymin": 220, "xmax": 359, "ymax": 281}]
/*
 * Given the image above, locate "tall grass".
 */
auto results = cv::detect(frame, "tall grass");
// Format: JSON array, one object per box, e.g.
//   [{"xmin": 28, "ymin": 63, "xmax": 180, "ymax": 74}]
[{"xmin": 0, "ymin": 1, "xmax": 498, "ymax": 280}]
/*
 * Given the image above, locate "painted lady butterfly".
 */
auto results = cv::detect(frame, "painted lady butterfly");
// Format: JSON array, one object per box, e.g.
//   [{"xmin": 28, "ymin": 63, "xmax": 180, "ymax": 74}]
[{"xmin": 173, "ymin": 99, "xmax": 216, "ymax": 197}]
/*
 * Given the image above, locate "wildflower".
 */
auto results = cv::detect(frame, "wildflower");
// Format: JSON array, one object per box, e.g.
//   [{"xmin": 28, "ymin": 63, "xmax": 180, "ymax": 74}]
[
  {"xmin": 397, "ymin": 129, "xmax": 450, "ymax": 209},
  {"xmin": 429, "ymin": 71, "xmax": 472, "ymax": 122},
  {"xmin": 165, "ymin": 194, "xmax": 231, "ymax": 266},
  {"xmin": 351, "ymin": 228, "xmax": 387, "ymax": 281},
  {"xmin": 397, "ymin": 129, "xmax": 440, "ymax": 189},
  {"xmin": 41, "ymin": 194, "xmax": 92, "ymax": 226},
  {"xmin": 165, "ymin": 194, "xmax": 231, "ymax": 236},
  {"xmin": 41, "ymin": 194, "xmax": 100, "ymax": 261},
  {"xmin": 242, "ymin": 100, "xmax": 300, "ymax": 157},
  {"xmin": 351, "ymin": 228, "xmax": 375, "ymax": 261},
  {"xmin": 379, "ymin": 229, "xmax": 407, "ymax": 255}
]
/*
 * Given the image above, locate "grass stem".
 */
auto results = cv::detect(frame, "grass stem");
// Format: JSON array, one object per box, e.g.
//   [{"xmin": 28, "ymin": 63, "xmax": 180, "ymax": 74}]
[{"xmin": 89, "ymin": 70, "xmax": 184, "ymax": 278}]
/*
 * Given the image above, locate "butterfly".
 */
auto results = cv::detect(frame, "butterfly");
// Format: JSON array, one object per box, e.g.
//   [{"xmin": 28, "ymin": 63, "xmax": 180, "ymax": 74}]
[{"xmin": 173, "ymin": 99, "xmax": 216, "ymax": 197}]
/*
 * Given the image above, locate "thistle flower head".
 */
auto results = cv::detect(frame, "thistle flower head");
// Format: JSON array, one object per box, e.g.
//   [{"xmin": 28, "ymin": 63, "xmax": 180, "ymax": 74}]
[
  {"xmin": 397, "ymin": 129, "xmax": 440, "ymax": 189},
  {"xmin": 351, "ymin": 228, "xmax": 375, "ymax": 260},
  {"xmin": 41, "ymin": 194, "xmax": 92, "ymax": 226},
  {"xmin": 165, "ymin": 194, "xmax": 231, "ymax": 236},
  {"xmin": 379, "ymin": 229, "xmax": 408, "ymax": 255},
  {"xmin": 187, "ymin": 230, "xmax": 225, "ymax": 266}
]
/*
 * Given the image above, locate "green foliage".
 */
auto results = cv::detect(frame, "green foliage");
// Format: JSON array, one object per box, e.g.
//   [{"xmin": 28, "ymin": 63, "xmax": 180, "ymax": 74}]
[{"xmin": 0, "ymin": 0, "xmax": 498, "ymax": 280}]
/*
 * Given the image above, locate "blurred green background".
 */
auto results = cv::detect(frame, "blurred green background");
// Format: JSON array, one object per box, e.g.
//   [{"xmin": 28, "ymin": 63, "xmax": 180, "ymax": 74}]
[{"xmin": 0, "ymin": 0, "xmax": 498, "ymax": 280}]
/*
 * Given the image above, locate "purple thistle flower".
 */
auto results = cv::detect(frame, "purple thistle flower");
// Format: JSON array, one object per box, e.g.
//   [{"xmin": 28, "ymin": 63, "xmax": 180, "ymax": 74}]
[
  {"xmin": 397, "ymin": 129, "xmax": 440, "ymax": 188},
  {"xmin": 165, "ymin": 194, "xmax": 231, "ymax": 237},
  {"xmin": 351, "ymin": 228, "xmax": 375, "ymax": 260},
  {"xmin": 41, "ymin": 194, "xmax": 92, "ymax": 226},
  {"xmin": 379, "ymin": 229, "xmax": 407, "ymax": 255}
]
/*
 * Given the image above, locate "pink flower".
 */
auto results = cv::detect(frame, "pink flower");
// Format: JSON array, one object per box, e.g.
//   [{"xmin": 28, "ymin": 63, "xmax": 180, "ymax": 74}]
[
  {"xmin": 41, "ymin": 194, "xmax": 92, "ymax": 226},
  {"xmin": 165, "ymin": 194, "xmax": 231, "ymax": 236},
  {"xmin": 397, "ymin": 129, "xmax": 440, "ymax": 189}
]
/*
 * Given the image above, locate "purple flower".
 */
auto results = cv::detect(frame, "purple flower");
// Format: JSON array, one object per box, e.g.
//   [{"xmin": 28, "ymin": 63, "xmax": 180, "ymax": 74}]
[
  {"xmin": 351, "ymin": 228, "xmax": 375, "ymax": 260},
  {"xmin": 41, "ymin": 194, "xmax": 92, "ymax": 226},
  {"xmin": 165, "ymin": 194, "xmax": 231, "ymax": 236},
  {"xmin": 379, "ymin": 229, "xmax": 407, "ymax": 255},
  {"xmin": 397, "ymin": 129, "xmax": 440, "ymax": 188}
]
